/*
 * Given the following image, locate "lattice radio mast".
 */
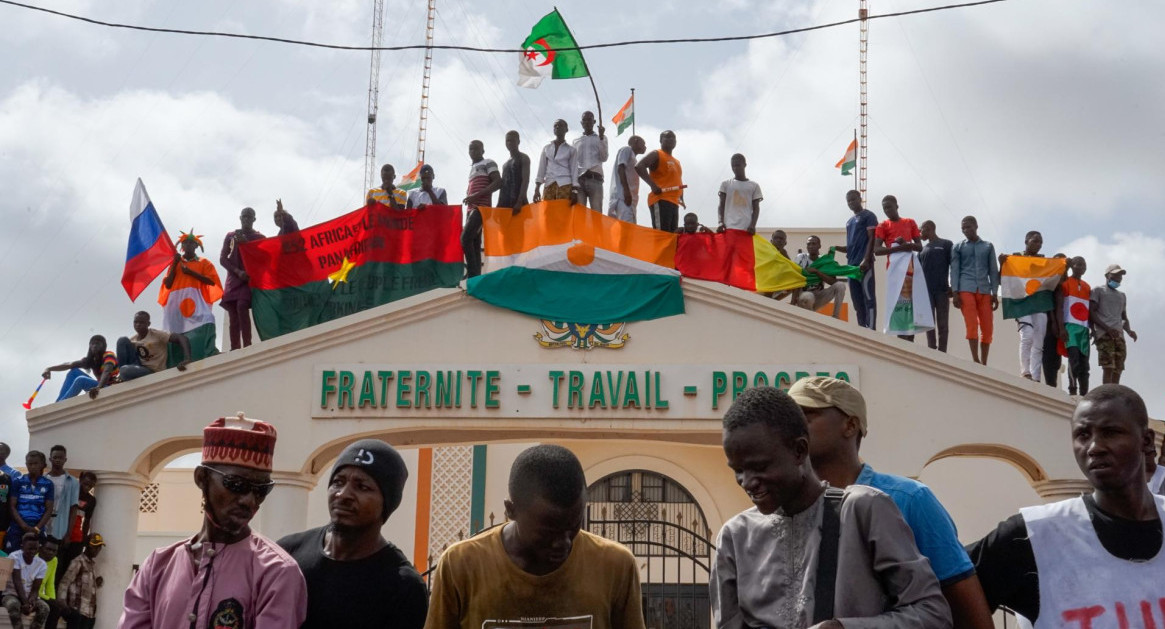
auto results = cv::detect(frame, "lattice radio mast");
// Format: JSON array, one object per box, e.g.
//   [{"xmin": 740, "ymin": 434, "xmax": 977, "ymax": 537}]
[
  {"xmin": 363, "ymin": 0, "xmax": 386, "ymax": 193},
  {"xmin": 416, "ymin": 0, "xmax": 437, "ymax": 165},
  {"xmin": 858, "ymin": 0, "xmax": 870, "ymax": 204}
]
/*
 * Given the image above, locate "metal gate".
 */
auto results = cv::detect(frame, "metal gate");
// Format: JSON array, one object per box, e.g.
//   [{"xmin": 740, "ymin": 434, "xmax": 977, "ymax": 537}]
[{"xmin": 587, "ymin": 470, "xmax": 714, "ymax": 629}]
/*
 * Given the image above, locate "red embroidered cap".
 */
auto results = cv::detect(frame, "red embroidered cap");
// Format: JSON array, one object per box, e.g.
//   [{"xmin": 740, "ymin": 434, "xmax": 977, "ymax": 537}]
[{"xmin": 202, "ymin": 412, "xmax": 277, "ymax": 472}]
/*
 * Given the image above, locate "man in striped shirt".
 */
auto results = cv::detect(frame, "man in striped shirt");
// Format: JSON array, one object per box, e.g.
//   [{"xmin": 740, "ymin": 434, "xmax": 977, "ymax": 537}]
[
  {"xmin": 366, "ymin": 163, "xmax": 406, "ymax": 210},
  {"xmin": 463, "ymin": 140, "xmax": 502, "ymax": 279}
]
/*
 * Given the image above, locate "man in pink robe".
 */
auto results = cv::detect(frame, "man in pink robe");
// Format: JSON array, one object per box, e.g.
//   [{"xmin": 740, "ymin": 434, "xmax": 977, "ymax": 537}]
[{"xmin": 118, "ymin": 414, "xmax": 306, "ymax": 629}]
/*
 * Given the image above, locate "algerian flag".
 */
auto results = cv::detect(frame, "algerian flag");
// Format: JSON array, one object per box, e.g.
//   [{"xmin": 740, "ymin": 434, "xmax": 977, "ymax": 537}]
[
  {"xmin": 399, "ymin": 161, "xmax": 423, "ymax": 191},
  {"xmin": 517, "ymin": 10, "xmax": 589, "ymax": 89},
  {"xmin": 835, "ymin": 138, "xmax": 857, "ymax": 176},
  {"xmin": 612, "ymin": 95, "xmax": 634, "ymax": 135},
  {"xmin": 1001, "ymin": 256, "xmax": 1067, "ymax": 319}
]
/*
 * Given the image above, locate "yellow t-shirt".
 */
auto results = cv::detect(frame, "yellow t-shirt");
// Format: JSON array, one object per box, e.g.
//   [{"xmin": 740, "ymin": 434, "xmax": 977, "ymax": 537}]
[{"xmin": 425, "ymin": 527, "xmax": 646, "ymax": 629}]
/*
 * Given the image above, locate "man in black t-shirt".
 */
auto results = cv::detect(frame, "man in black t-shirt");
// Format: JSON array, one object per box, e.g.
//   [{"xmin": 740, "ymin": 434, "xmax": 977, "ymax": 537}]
[
  {"xmin": 919, "ymin": 220, "xmax": 953, "ymax": 352},
  {"xmin": 278, "ymin": 440, "xmax": 427, "ymax": 629},
  {"xmin": 966, "ymin": 385, "xmax": 1164, "ymax": 624}
]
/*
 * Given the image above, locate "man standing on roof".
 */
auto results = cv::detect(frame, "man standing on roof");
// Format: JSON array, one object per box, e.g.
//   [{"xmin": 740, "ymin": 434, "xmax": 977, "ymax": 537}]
[
  {"xmin": 407, "ymin": 165, "xmax": 447, "ymax": 209},
  {"xmin": 999, "ymin": 231, "xmax": 1050, "ymax": 380},
  {"xmin": 919, "ymin": 220, "xmax": 953, "ymax": 352},
  {"xmin": 872, "ymin": 195, "xmax": 924, "ymax": 342},
  {"xmin": 1090, "ymin": 263, "xmax": 1136, "ymax": 385},
  {"xmin": 834, "ymin": 190, "xmax": 878, "ymax": 330},
  {"xmin": 717, "ymin": 154, "xmax": 762, "ymax": 235},
  {"xmin": 950, "ymin": 216, "xmax": 999, "ymax": 365},
  {"xmin": 636, "ymin": 130, "xmax": 683, "ymax": 233},
  {"xmin": 463, "ymin": 140, "xmax": 503, "ymax": 279},
  {"xmin": 119, "ymin": 414, "xmax": 306, "ymax": 628},
  {"xmin": 533, "ymin": 119, "xmax": 578, "ymax": 204},
  {"xmin": 367, "ymin": 164, "xmax": 406, "ymax": 210},
  {"xmin": 608, "ymin": 135, "xmax": 645, "ymax": 223},
  {"xmin": 497, "ymin": 131, "xmax": 531, "ymax": 211},
  {"xmin": 220, "ymin": 208, "xmax": 264, "ymax": 350},
  {"xmin": 968, "ymin": 385, "xmax": 1164, "ymax": 627},
  {"xmin": 164, "ymin": 232, "xmax": 223, "ymax": 361},
  {"xmin": 573, "ymin": 111, "xmax": 608, "ymax": 212}
]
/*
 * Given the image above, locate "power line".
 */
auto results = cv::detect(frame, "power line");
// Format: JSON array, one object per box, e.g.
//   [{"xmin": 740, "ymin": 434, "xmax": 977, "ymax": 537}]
[{"xmin": 0, "ymin": 0, "xmax": 1011, "ymax": 53}]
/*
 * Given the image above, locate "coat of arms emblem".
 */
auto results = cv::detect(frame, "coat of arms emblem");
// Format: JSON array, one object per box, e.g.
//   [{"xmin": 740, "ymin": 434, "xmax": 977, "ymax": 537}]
[{"xmin": 535, "ymin": 321, "xmax": 629, "ymax": 350}]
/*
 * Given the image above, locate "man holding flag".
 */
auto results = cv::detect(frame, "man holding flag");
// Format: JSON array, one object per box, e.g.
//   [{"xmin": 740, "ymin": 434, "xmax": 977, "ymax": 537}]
[{"xmin": 161, "ymin": 232, "xmax": 223, "ymax": 363}]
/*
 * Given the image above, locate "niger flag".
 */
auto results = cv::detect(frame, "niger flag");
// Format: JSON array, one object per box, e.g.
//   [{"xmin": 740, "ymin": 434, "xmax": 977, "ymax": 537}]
[
  {"xmin": 675, "ymin": 230, "xmax": 807, "ymax": 293},
  {"xmin": 467, "ymin": 201, "xmax": 683, "ymax": 323},
  {"xmin": 240, "ymin": 203, "xmax": 464, "ymax": 339},
  {"xmin": 1000, "ymin": 256, "xmax": 1067, "ymax": 319}
]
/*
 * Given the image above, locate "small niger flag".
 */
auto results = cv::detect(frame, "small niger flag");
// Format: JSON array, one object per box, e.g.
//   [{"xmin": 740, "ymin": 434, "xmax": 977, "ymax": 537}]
[
  {"xmin": 675, "ymin": 230, "xmax": 806, "ymax": 293},
  {"xmin": 399, "ymin": 161, "xmax": 423, "ymax": 191},
  {"xmin": 612, "ymin": 96, "xmax": 634, "ymax": 135},
  {"xmin": 835, "ymin": 139, "xmax": 857, "ymax": 176}
]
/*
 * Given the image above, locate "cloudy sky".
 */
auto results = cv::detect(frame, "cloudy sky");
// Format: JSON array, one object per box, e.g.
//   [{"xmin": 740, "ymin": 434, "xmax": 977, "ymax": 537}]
[{"xmin": 2, "ymin": 0, "xmax": 1163, "ymax": 459}]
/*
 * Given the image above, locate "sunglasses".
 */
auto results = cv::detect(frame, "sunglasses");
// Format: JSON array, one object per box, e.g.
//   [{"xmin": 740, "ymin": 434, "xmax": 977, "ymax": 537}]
[{"xmin": 201, "ymin": 466, "xmax": 275, "ymax": 499}]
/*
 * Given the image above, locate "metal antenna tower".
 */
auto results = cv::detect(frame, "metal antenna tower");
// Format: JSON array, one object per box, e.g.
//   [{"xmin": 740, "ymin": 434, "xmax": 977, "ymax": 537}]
[
  {"xmin": 858, "ymin": 0, "xmax": 869, "ymax": 204},
  {"xmin": 363, "ymin": 0, "xmax": 386, "ymax": 193},
  {"xmin": 416, "ymin": 0, "xmax": 437, "ymax": 165}
]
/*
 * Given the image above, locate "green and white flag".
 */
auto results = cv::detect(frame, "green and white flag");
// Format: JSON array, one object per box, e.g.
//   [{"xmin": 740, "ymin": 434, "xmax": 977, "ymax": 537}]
[
  {"xmin": 517, "ymin": 10, "xmax": 589, "ymax": 89},
  {"xmin": 835, "ymin": 138, "xmax": 857, "ymax": 176}
]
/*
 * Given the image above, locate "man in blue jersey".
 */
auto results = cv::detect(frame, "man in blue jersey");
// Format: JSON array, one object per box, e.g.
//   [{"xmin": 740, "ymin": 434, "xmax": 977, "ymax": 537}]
[{"xmin": 789, "ymin": 376, "xmax": 995, "ymax": 629}]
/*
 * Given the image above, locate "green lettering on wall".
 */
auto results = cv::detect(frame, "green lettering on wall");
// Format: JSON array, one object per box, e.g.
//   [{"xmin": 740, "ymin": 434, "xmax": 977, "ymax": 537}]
[
  {"xmin": 358, "ymin": 371, "xmax": 377, "ymax": 408},
  {"xmin": 836, "ymin": 371, "xmax": 851, "ymax": 382},
  {"xmin": 485, "ymin": 371, "xmax": 501, "ymax": 409},
  {"xmin": 320, "ymin": 370, "xmax": 336, "ymax": 408},
  {"xmin": 377, "ymin": 371, "xmax": 394, "ymax": 408},
  {"xmin": 435, "ymin": 371, "xmax": 454, "ymax": 408},
  {"xmin": 644, "ymin": 370, "xmax": 652, "ymax": 409},
  {"xmin": 414, "ymin": 370, "xmax": 431, "ymax": 408},
  {"xmin": 731, "ymin": 371, "xmax": 748, "ymax": 402},
  {"xmin": 654, "ymin": 371, "xmax": 668, "ymax": 409},
  {"xmin": 605, "ymin": 371, "xmax": 624, "ymax": 408},
  {"xmin": 794, "ymin": 371, "xmax": 810, "ymax": 383},
  {"xmin": 455, "ymin": 370, "xmax": 463, "ymax": 408},
  {"xmin": 396, "ymin": 370, "xmax": 412, "ymax": 408},
  {"xmin": 589, "ymin": 371, "xmax": 607, "ymax": 409},
  {"xmin": 548, "ymin": 371, "xmax": 564, "ymax": 409},
  {"xmin": 775, "ymin": 371, "xmax": 792, "ymax": 389},
  {"xmin": 337, "ymin": 371, "xmax": 355, "ymax": 408},
  {"xmin": 711, "ymin": 371, "xmax": 727, "ymax": 410},
  {"xmin": 567, "ymin": 371, "xmax": 584, "ymax": 409},
  {"xmin": 753, "ymin": 371, "xmax": 769, "ymax": 387},
  {"xmin": 623, "ymin": 371, "xmax": 641, "ymax": 409},
  {"xmin": 466, "ymin": 371, "xmax": 483, "ymax": 408}
]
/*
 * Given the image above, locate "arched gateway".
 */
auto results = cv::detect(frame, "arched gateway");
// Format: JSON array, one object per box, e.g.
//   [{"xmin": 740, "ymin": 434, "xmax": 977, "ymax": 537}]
[{"xmin": 27, "ymin": 280, "xmax": 1086, "ymax": 628}]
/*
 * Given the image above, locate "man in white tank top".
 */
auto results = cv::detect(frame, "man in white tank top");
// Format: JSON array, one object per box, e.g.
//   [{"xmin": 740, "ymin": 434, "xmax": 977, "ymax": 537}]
[{"xmin": 967, "ymin": 384, "xmax": 1165, "ymax": 627}]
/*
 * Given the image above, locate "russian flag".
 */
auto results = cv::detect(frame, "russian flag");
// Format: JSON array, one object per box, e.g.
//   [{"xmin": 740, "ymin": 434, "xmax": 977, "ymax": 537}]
[{"xmin": 121, "ymin": 178, "xmax": 176, "ymax": 301}]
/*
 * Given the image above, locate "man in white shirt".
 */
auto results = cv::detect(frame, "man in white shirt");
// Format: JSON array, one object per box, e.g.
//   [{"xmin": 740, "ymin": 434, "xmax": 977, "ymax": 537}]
[
  {"xmin": 534, "ymin": 119, "xmax": 578, "ymax": 204},
  {"xmin": 3, "ymin": 532, "xmax": 50, "ymax": 629},
  {"xmin": 608, "ymin": 135, "xmax": 645, "ymax": 223},
  {"xmin": 572, "ymin": 111, "xmax": 608, "ymax": 211},
  {"xmin": 1147, "ymin": 439, "xmax": 1165, "ymax": 495},
  {"xmin": 717, "ymin": 153, "xmax": 762, "ymax": 235}
]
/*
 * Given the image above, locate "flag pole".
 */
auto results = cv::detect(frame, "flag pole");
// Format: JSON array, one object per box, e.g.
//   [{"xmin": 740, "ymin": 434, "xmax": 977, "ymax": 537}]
[
  {"xmin": 554, "ymin": 7, "xmax": 602, "ymax": 126},
  {"xmin": 631, "ymin": 88, "xmax": 636, "ymax": 136}
]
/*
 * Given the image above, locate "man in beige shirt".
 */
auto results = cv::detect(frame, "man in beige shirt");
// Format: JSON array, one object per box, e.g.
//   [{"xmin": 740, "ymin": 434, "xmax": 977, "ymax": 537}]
[
  {"xmin": 425, "ymin": 445, "xmax": 645, "ymax": 629},
  {"xmin": 116, "ymin": 311, "xmax": 192, "ymax": 380}
]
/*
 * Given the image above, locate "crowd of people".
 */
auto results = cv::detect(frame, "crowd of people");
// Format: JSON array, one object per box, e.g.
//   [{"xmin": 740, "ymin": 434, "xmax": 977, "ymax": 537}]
[
  {"xmin": 30, "ymin": 110, "xmax": 1138, "ymax": 404},
  {"xmin": 98, "ymin": 379, "xmax": 1163, "ymax": 629},
  {"xmin": 0, "ymin": 442, "xmax": 102, "ymax": 629}
]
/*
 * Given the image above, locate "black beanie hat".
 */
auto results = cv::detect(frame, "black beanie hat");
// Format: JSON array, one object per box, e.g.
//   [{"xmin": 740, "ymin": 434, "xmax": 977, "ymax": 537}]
[{"xmin": 331, "ymin": 439, "xmax": 408, "ymax": 522}]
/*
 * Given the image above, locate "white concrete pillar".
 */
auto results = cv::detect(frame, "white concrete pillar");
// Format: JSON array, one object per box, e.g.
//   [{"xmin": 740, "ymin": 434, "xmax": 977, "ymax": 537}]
[
  {"xmin": 1032, "ymin": 478, "xmax": 1090, "ymax": 503},
  {"xmin": 92, "ymin": 471, "xmax": 147, "ymax": 629},
  {"xmin": 255, "ymin": 471, "xmax": 316, "ymax": 541}
]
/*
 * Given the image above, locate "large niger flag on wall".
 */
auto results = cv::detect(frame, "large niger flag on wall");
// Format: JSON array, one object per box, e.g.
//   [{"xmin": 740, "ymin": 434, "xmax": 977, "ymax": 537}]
[
  {"xmin": 467, "ymin": 201, "xmax": 683, "ymax": 323},
  {"xmin": 240, "ymin": 204, "xmax": 464, "ymax": 339},
  {"xmin": 675, "ymin": 230, "xmax": 807, "ymax": 293},
  {"xmin": 1000, "ymin": 255, "xmax": 1067, "ymax": 319}
]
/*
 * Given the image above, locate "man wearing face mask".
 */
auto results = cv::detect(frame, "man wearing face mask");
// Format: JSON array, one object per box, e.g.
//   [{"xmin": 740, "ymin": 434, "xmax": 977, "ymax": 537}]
[
  {"xmin": 119, "ymin": 414, "xmax": 306, "ymax": 629},
  {"xmin": 1090, "ymin": 264, "xmax": 1137, "ymax": 385}
]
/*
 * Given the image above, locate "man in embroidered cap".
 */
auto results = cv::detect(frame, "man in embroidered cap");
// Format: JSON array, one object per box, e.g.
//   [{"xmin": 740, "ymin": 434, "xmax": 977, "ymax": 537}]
[
  {"xmin": 119, "ymin": 413, "xmax": 306, "ymax": 629},
  {"xmin": 279, "ymin": 439, "xmax": 426, "ymax": 629}
]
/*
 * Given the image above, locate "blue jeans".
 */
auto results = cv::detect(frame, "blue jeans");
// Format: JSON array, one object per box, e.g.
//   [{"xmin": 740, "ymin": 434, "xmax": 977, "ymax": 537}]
[
  {"xmin": 849, "ymin": 271, "xmax": 877, "ymax": 330},
  {"xmin": 116, "ymin": 336, "xmax": 153, "ymax": 381},
  {"xmin": 55, "ymin": 368, "xmax": 96, "ymax": 401}
]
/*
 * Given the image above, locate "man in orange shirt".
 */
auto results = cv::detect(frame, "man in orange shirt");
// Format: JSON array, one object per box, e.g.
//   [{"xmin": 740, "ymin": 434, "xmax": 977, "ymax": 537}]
[{"xmin": 635, "ymin": 130, "xmax": 683, "ymax": 233}]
